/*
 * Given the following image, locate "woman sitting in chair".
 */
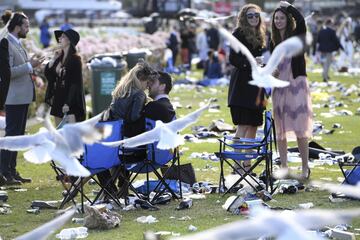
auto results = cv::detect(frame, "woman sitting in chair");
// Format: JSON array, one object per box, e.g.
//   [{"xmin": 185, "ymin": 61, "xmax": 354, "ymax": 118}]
[{"xmin": 99, "ymin": 60, "xmax": 159, "ymax": 199}]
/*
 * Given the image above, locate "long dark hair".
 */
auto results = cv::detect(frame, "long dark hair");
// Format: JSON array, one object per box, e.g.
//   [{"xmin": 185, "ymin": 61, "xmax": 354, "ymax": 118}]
[
  {"xmin": 1, "ymin": 10, "xmax": 28, "ymax": 32},
  {"xmin": 271, "ymin": 8, "xmax": 296, "ymax": 47},
  {"xmin": 60, "ymin": 45, "xmax": 78, "ymax": 67}
]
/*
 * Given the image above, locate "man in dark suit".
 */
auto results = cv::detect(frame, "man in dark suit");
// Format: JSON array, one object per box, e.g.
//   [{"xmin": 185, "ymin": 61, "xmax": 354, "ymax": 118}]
[
  {"xmin": 0, "ymin": 38, "xmax": 10, "ymax": 112},
  {"xmin": 144, "ymin": 71, "xmax": 175, "ymax": 123},
  {"xmin": 317, "ymin": 18, "xmax": 343, "ymax": 82}
]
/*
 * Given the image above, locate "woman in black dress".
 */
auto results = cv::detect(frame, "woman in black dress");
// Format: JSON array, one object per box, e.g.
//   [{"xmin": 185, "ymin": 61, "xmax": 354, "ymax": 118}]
[
  {"xmin": 228, "ymin": 3, "xmax": 267, "ymax": 171},
  {"xmin": 45, "ymin": 29, "xmax": 86, "ymax": 125}
]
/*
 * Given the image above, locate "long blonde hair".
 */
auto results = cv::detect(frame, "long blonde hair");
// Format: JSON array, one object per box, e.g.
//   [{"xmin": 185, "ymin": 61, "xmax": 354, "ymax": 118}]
[
  {"xmin": 112, "ymin": 61, "xmax": 157, "ymax": 99},
  {"xmin": 236, "ymin": 4, "xmax": 266, "ymax": 49}
]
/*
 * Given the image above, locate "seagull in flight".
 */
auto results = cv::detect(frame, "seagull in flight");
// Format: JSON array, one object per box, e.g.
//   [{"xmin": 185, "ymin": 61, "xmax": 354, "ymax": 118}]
[
  {"xmin": 16, "ymin": 208, "xmax": 76, "ymax": 240},
  {"xmin": 102, "ymin": 99, "xmax": 214, "ymax": 150},
  {"xmin": 0, "ymin": 112, "xmax": 112, "ymax": 177},
  {"xmin": 173, "ymin": 207, "xmax": 360, "ymax": 240},
  {"xmin": 194, "ymin": 16, "xmax": 306, "ymax": 88},
  {"xmin": 312, "ymin": 181, "xmax": 360, "ymax": 199}
]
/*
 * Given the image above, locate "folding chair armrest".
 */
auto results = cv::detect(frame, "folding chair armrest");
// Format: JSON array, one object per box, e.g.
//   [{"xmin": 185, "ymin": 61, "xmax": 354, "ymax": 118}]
[{"xmin": 221, "ymin": 141, "xmax": 265, "ymax": 149}]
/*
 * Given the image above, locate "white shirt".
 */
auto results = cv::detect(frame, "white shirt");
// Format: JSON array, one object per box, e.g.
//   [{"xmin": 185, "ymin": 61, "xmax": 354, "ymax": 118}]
[
  {"xmin": 154, "ymin": 94, "xmax": 169, "ymax": 101},
  {"xmin": 8, "ymin": 33, "xmax": 33, "ymax": 73}
]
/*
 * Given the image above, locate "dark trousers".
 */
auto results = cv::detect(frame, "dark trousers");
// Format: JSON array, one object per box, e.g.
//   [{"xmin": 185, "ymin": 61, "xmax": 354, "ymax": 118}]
[{"xmin": 0, "ymin": 104, "xmax": 29, "ymax": 178}]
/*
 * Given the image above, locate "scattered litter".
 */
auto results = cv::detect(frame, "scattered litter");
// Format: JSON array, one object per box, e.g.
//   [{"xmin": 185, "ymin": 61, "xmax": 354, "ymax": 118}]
[
  {"xmin": 84, "ymin": 205, "xmax": 121, "ymax": 229},
  {"xmin": 26, "ymin": 208, "xmax": 40, "ymax": 214},
  {"xmin": 123, "ymin": 205, "xmax": 136, "ymax": 211},
  {"xmin": 0, "ymin": 191, "xmax": 8, "ymax": 202},
  {"xmin": 298, "ymin": 202, "xmax": 314, "ymax": 209},
  {"xmin": 14, "ymin": 188, "xmax": 27, "ymax": 192},
  {"xmin": 329, "ymin": 195, "xmax": 349, "ymax": 203},
  {"xmin": 176, "ymin": 198, "xmax": 193, "ymax": 210},
  {"xmin": 31, "ymin": 200, "xmax": 58, "ymax": 209},
  {"xmin": 328, "ymin": 228, "xmax": 356, "ymax": 240},
  {"xmin": 136, "ymin": 215, "xmax": 158, "ymax": 224},
  {"xmin": 320, "ymin": 177, "xmax": 333, "ymax": 181},
  {"xmin": 72, "ymin": 218, "xmax": 84, "ymax": 224},
  {"xmin": 56, "ymin": 227, "xmax": 88, "ymax": 239},
  {"xmin": 208, "ymin": 120, "xmax": 235, "ymax": 132},
  {"xmin": 0, "ymin": 207, "xmax": 11, "ymax": 215},
  {"xmin": 187, "ymin": 194, "xmax": 206, "ymax": 200},
  {"xmin": 189, "ymin": 152, "xmax": 219, "ymax": 161},
  {"xmin": 177, "ymin": 216, "xmax": 191, "ymax": 221},
  {"xmin": 188, "ymin": 225, "xmax": 197, "ymax": 232}
]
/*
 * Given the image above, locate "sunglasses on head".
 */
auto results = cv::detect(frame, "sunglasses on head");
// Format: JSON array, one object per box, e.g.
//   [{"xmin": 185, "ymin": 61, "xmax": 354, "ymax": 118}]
[{"xmin": 246, "ymin": 12, "xmax": 260, "ymax": 19}]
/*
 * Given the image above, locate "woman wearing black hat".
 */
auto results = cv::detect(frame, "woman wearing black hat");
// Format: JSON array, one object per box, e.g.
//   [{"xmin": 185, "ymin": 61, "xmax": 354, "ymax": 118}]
[{"xmin": 44, "ymin": 29, "xmax": 86, "ymax": 125}]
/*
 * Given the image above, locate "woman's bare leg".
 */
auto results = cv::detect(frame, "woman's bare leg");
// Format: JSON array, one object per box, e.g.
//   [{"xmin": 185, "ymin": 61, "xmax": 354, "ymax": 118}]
[
  {"xmin": 278, "ymin": 138, "xmax": 288, "ymax": 169},
  {"xmin": 297, "ymin": 137, "xmax": 309, "ymax": 178}
]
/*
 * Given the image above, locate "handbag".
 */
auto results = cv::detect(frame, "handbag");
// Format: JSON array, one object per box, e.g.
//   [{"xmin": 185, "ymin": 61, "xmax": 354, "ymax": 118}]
[{"xmin": 161, "ymin": 163, "xmax": 196, "ymax": 185}]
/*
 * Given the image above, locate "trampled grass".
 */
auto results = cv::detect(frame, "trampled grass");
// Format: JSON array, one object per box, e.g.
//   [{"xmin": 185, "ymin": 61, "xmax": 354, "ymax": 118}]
[{"xmin": 1, "ymin": 69, "xmax": 360, "ymax": 240}]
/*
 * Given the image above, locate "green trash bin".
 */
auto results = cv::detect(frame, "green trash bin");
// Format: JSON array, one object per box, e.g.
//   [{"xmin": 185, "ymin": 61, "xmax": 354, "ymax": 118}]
[
  {"xmin": 123, "ymin": 49, "xmax": 150, "ymax": 70},
  {"xmin": 88, "ymin": 54, "xmax": 127, "ymax": 115}
]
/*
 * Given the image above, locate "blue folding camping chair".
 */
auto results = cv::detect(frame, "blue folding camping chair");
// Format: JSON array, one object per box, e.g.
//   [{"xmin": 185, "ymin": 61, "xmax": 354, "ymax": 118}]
[
  {"xmin": 54, "ymin": 119, "xmax": 125, "ymax": 212},
  {"xmin": 216, "ymin": 110, "xmax": 275, "ymax": 195},
  {"xmin": 123, "ymin": 118, "xmax": 182, "ymax": 203}
]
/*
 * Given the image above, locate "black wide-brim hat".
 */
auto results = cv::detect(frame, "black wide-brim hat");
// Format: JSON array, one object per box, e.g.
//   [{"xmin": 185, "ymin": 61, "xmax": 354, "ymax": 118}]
[{"xmin": 54, "ymin": 29, "xmax": 80, "ymax": 47}]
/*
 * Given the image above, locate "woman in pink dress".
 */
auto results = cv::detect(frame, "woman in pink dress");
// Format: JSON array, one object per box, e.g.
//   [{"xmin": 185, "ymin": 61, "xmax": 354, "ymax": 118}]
[{"xmin": 270, "ymin": 1, "xmax": 313, "ymax": 178}]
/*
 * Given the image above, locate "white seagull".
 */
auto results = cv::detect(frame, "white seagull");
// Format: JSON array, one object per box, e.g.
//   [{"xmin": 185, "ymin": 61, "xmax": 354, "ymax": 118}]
[
  {"xmin": 173, "ymin": 207, "xmax": 360, "ymax": 240},
  {"xmin": 15, "ymin": 208, "xmax": 76, "ymax": 240},
  {"xmin": 194, "ymin": 16, "xmax": 306, "ymax": 88},
  {"xmin": 312, "ymin": 181, "xmax": 360, "ymax": 199},
  {"xmin": 0, "ymin": 112, "xmax": 112, "ymax": 177},
  {"xmin": 219, "ymin": 28, "xmax": 306, "ymax": 88},
  {"xmin": 102, "ymin": 100, "xmax": 213, "ymax": 150}
]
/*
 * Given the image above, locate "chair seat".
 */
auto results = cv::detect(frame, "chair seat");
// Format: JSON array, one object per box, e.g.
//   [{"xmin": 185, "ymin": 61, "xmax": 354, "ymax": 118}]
[{"xmin": 216, "ymin": 151, "xmax": 263, "ymax": 161}]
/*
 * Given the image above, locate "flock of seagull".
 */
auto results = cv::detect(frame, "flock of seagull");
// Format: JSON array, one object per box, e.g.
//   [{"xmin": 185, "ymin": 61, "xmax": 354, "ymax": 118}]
[{"xmin": 0, "ymin": 15, "xmax": 359, "ymax": 240}]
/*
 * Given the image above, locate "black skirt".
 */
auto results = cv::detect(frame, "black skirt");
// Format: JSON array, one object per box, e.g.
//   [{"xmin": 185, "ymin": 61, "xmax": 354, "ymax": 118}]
[{"xmin": 230, "ymin": 106, "xmax": 264, "ymax": 127}]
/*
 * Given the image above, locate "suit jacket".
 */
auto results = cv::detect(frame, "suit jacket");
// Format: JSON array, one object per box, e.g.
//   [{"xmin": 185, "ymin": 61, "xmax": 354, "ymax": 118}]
[
  {"xmin": 144, "ymin": 97, "xmax": 176, "ymax": 123},
  {"xmin": 317, "ymin": 27, "xmax": 342, "ymax": 53},
  {"xmin": 0, "ymin": 38, "xmax": 10, "ymax": 110},
  {"xmin": 5, "ymin": 35, "xmax": 35, "ymax": 105}
]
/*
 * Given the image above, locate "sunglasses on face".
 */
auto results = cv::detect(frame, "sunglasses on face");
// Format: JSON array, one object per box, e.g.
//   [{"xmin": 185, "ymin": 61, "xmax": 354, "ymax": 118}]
[{"xmin": 247, "ymin": 13, "xmax": 260, "ymax": 19}]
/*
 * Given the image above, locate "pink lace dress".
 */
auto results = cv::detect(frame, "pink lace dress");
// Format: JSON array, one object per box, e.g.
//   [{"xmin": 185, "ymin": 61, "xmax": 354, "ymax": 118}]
[{"xmin": 272, "ymin": 58, "xmax": 313, "ymax": 140}]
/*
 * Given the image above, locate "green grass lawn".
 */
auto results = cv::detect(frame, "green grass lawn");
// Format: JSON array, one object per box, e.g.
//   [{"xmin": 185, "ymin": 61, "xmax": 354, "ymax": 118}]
[{"xmin": 1, "ymin": 69, "xmax": 360, "ymax": 240}]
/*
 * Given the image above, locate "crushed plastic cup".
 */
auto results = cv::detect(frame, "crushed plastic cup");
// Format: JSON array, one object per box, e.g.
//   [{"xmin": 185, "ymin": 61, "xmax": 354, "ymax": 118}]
[
  {"xmin": 56, "ymin": 227, "xmax": 88, "ymax": 239},
  {"xmin": 176, "ymin": 198, "xmax": 193, "ymax": 210},
  {"xmin": 298, "ymin": 202, "xmax": 314, "ymax": 209},
  {"xmin": 136, "ymin": 215, "xmax": 158, "ymax": 224},
  {"xmin": 188, "ymin": 225, "xmax": 197, "ymax": 232}
]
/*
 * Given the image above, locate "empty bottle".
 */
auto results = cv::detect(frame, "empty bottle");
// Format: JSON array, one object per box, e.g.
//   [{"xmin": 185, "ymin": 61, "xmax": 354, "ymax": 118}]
[
  {"xmin": 176, "ymin": 198, "xmax": 192, "ymax": 210},
  {"xmin": 56, "ymin": 227, "xmax": 88, "ymax": 239}
]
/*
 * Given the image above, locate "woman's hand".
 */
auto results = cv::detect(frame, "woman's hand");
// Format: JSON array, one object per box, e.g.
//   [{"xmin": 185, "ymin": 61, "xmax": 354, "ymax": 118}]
[
  {"xmin": 273, "ymin": 69, "xmax": 280, "ymax": 78},
  {"xmin": 62, "ymin": 104, "xmax": 69, "ymax": 114},
  {"xmin": 279, "ymin": 1, "xmax": 291, "ymax": 8}
]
